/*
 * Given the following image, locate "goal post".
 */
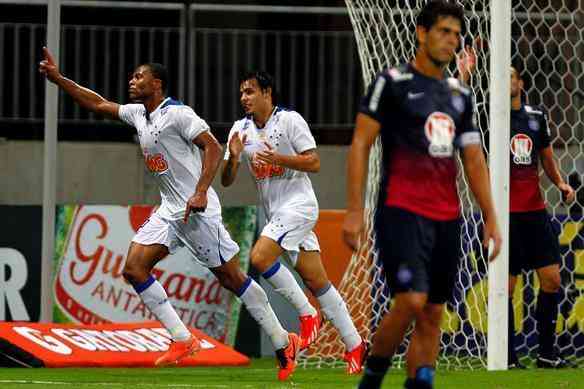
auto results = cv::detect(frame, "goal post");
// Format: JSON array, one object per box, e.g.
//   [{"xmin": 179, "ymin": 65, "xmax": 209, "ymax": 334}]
[{"xmin": 487, "ymin": 0, "xmax": 511, "ymax": 371}]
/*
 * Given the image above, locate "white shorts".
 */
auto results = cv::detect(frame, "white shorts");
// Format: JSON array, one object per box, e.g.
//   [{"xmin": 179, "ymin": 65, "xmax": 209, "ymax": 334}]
[
  {"xmin": 132, "ymin": 211, "xmax": 240, "ymax": 268},
  {"xmin": 261, "ymin": 210, "xmax": 320, "ymax": 266}
]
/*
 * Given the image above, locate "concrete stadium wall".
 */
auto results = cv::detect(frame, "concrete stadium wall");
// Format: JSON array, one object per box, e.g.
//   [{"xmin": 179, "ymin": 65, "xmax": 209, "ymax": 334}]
[
  {"xmin": 0, "ymin": 141, "xmax": 349, "ymax": 209},
  {"xmin": 2, "ymin": 140, "xmax": 581, "ymax": 211}
]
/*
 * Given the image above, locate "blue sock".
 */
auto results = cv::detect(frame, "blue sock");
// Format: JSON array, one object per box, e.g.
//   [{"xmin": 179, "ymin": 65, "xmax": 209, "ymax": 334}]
[
  {"xmin": 131, "ymin": 275, "xmax": 156, "ymax": 293},
  {"xmin": 536, "ymin": 291, "xmax": 559, "ymax": 359},
  {"xmin": 414, "ymin": 366, "xmax": 435, "ymax": 389},
  {"xmin": 358, "ymin": 356, "xmax": 391, "ymax": 389}
]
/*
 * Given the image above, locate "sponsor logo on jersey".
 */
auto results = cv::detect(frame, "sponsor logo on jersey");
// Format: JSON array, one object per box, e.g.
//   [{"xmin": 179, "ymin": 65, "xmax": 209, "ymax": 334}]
[
  {"xmin": 144, "ymin": 153, "xmax": 169, "ymax": 173},
  {"xmin": 510, "ymin": 133, "xmax": 533, "ymax": 165},
  {"xmin": 424, "ymin": 112, "xmax": 456, "ymax": 157},
  {"xmin": 251, "ymin": 160, "xmax": 285, "ymax": 180}
]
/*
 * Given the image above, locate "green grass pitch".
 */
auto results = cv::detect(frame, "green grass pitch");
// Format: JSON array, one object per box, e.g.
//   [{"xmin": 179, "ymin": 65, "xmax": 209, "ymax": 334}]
[{"xmin": 0, "ymin": 358, "xmax": 581, "ymax": 388}]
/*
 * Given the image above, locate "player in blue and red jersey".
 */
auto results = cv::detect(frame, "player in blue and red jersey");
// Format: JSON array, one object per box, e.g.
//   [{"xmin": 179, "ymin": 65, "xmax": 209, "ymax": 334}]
[
  {"xmin": 459, "ymin": 51, "xmax": 576, "ymax": 368},
  {"xmin": 507, "ymin": 67, "xmax": 576, "ymax": 369},
  {"xmin": 343, "ymin": 2, "xmax": 501, "ymax": 388}
]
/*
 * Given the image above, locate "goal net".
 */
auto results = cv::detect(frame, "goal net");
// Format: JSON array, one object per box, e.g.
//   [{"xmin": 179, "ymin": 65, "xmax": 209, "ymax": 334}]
[{"xmin": 301, "ymin": 0, "xmax": 584, "ymax": 369}]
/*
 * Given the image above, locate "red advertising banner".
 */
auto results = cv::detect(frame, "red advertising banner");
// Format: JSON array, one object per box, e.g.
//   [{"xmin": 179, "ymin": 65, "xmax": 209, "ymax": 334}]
[
  {"xmin": 53, "ymin": 205, "xmax": 257, "ymax": 345},
  {"xmin": 0, "ymin": 322, "xmax": 249, "ymax": 367}
]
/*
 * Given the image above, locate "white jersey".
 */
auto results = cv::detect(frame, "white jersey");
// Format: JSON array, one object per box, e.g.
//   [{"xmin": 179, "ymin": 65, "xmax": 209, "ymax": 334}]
[
  {"xmin": 225, "ymin": 107, "xmax": 318, "ymax": 219},
  {"xmin": 119, "ymin": 97, "xmax": 221, "ymax": 220}
]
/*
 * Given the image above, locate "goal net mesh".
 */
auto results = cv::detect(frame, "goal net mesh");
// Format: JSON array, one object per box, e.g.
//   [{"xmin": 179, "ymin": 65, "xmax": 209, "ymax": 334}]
[{"xmin": 300, "ymin": 0, "xmax": 584, "ymax": 369}]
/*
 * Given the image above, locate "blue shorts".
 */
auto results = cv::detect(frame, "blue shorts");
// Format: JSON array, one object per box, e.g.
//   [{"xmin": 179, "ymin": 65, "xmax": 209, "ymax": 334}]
[
  {"xmin": 374, "ymin": 206, "xmax": 462, "ymax": 304},
  {"xmin": 510, "ymin": 210, "xmax": 560, "ymax": 275}
]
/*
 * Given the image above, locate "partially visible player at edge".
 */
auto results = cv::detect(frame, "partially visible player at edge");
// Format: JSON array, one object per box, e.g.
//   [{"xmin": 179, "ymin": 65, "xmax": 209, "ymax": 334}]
[
  {"xmin": 342, "ymin": 2, "xmax": 502, "ymax": 388},
  {"xmin": 459, "ymin": 51, "xmax": 576, "ymax": 369},
  {"xmin": 39, "ymin": 48, "xmax": 300, "ymax": 381},
  {"xmin": 221, "ymin": 71, "xmax": 366, "ymax": 374}
]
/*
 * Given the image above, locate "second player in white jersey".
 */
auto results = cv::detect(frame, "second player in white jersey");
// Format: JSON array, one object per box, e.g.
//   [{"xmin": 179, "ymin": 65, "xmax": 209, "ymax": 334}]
[
  {"xmin": 222, "ymin": 71, "xmax": 366, "ymax": 374},
  {"xmin": 225, "ymin": 107, "xmax": 319, "ymax": 253}
]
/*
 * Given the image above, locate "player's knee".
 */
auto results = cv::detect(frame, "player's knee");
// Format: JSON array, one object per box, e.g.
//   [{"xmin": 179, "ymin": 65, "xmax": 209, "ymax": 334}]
[
  {"xmin": 303, "ymin": 276, "xmax": 329, "ymax": 295},
  {"xmin": 214, "ymin": 267, "xmax": 246, "ymax": 293},
  {"xmin": 250, "ymin": 246, "xmax": 272, "ymax": 273},
  {"xmin": 226, "ymin": 273, "xmax": 247, "ymax": 293},
  {"xmin": 122, "ymin": 257, "xmax": 147, "ymax": 284},
  {"xmin": 396, "ymin": 295, "xmax": 426, "ymax": 319},
  {"xmin": 508, "ymin": 278, "xmax": 517, "ymax": 295},
  {"xmin": 541, "ymin": 272, "xmax": 561, "ymax": 293},
  {"xmin": 423, "ymin": 306, "xmax": 443, "ymax": 329}
]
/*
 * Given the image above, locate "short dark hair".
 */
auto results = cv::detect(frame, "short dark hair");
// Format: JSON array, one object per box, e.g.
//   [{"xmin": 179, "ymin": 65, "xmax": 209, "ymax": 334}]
[
  {"xmin": 511, "ymin": 62, "xmax": 523, "ymax": 79},
  {"xmin": 141, "ymin": 63, "xmax": 168, "ymax": 94},
  {"xmin": 416, "ymin": 1, "xmax": 465, "ymax": 34},
  {"xmin": 240, "ymin": 71, "xmax": 278, "ymax": 104},
  {"xmin": 511, "ymin": 61, "xmax": 530, "ymax": 89}
]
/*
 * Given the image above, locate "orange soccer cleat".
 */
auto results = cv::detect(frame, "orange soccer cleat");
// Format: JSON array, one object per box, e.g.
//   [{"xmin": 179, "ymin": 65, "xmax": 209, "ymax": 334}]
[
  {"xmin": 299, "ymin": 312, "xmax": 321, "ymax": 350},
  {"xmin": 155, "ymin": 336, "xmax": 201, "ymax": 367},
  {"xmin": 344, "ymin": 341, "xmax": 368, "ymax": 375},
  {"xmin": 275, "ymin": 332, "xmax": 301, "ymax": 381}
]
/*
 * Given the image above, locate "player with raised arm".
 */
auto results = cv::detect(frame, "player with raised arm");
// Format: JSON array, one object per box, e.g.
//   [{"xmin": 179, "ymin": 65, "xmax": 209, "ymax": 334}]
[
  {"xmin": 459, "ymin": 51, "xmax": 576, "ymax": 369},
  {"xmin": 221, "ymin": 71, "xmax": 366, "ymax": 374},
  {"xmin": 39, "ymin": 48, "xmax": 300, "ymax": 380},
  {"xmin": 342, "ymin": 2, "xmax": 501, "ymax": 388}
]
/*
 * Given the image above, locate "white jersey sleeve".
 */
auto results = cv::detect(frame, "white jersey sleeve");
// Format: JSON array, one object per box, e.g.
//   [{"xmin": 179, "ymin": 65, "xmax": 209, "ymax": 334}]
[
  {"xmin": 118, "ymin": 104, "xmax": 144, "ymax": 127},
  {"xmin": 287, "ymin": 112, "xmax": 317, "ymax": 154},
  {"xmin": 175, "ymin": 107, "xmax": 210, "ymax": 142}
]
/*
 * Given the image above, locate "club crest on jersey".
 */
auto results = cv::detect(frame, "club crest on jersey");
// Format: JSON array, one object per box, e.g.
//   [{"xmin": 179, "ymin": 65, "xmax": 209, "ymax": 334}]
[
  {"xmin": 510, "ymin": 134, "xmax": 533, "ymax": 165},
  {"xmin": 424, "ymin": 112, "xmax": 455, "ymax": 157},
  {"xmin": 451, "ymin": 95, "xmax": 465, "ymax": 113},
  {"xmin": 528, "ymin": 119, "xmax": 540, "ymax": 131}
]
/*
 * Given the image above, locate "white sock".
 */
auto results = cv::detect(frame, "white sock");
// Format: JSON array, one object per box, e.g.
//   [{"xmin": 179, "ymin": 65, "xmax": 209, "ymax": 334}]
[
  {"xmin": 237, "ymin": 277, "xmax": 289, "ymax": 350},
  {"xmin": 317, "ymin": 283, "xmax": 361, "ymax": 351},
  {"xmin": 262, "ymin": 261, "xmax": 317, "ymax": 317},
  {"xmin": 133, "ymin": 276, "xmax": 191, "ymax": 342}
]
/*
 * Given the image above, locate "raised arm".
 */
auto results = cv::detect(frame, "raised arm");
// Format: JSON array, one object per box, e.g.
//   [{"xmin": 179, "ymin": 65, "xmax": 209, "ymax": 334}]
[
  {"xmin": 456, "ymin": 45, "xmax": 477, "ymax": 85},
  {"xmin": 39, "ymin": 47, "xmax": 119, "ymax": 120}
]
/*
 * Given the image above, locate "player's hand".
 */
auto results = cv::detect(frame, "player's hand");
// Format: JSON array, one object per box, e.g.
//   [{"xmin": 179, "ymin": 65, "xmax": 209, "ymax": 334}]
[
  {"xmin": 456, "ymin": 45, "xmax": 477, "ymax": 84},
  {"xmin": 184, "ymin": 191, "xmax": 207, "ymax": 222},
  {"xmin": 39, "ymin": 47, "xmax": 61, "ymax": 84},
  {"xmin": 255, "ymin": 142, "xmax": 279, "ymax": 165},
  {"xmin": 559, "ymin": 182, "xmax": 575, "ymax": 204},
  {"xmin": 342, "ymin": 209, "xmax": 364, "ymax": 251},
  {"xmin": 228, "ymin": 131, "xmax": 247, "ymax": 160},
  {"xmin": 482, "ymin": 217, "xmax": 502, "ymax": 262}
]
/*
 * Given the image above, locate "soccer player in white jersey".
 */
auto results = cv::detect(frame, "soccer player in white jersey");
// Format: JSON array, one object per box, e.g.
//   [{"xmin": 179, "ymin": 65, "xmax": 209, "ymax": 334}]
[
  {"xmin": 39, "ymin": 49, "xmax": 301, "ymax": 380},
  {"xmin": 221, "ymin": 71, "xmax": 366, "ymax": 374}
]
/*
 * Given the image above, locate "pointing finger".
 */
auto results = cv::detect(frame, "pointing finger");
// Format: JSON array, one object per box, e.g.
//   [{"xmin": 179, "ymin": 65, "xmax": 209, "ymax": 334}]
[{"xmin": 43, "ymin": 46, "xmax": 56, "ymax": 65}]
